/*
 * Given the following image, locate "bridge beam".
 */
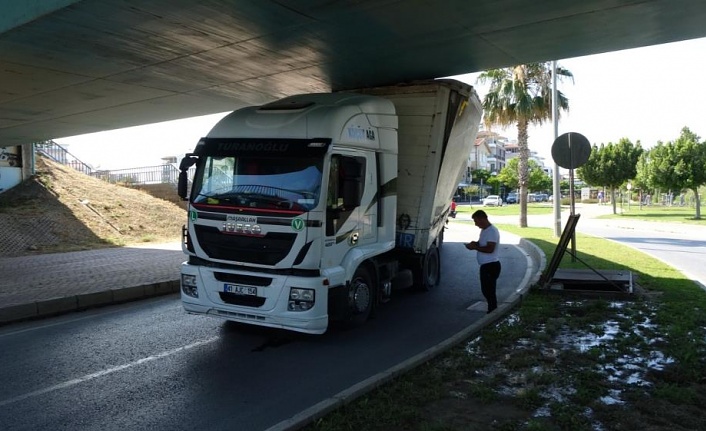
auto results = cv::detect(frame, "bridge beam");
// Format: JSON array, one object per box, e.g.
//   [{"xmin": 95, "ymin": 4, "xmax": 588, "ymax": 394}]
[{"xmin": 0, "ymin": 1, "xmax": 80, "ymax": 34}]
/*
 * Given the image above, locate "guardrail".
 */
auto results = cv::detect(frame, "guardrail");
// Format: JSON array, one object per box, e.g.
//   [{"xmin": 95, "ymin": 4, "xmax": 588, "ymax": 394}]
[
  {"xmin": 91, "ymin": 164, "xmax": 180, "ymax": 185},
  {"xmin": 34, "ymin": 140, "xmax": 194, "ymax": 187},
  {"xmin": 35, "ymin": 140, "xmax": 94, "ymax": 176}
]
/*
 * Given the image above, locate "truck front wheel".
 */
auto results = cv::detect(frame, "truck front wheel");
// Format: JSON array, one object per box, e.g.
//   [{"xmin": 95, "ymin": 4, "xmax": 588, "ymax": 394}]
[{"xmin": 344, "ymin": 266, "xmax": 374, "ymax": 328}]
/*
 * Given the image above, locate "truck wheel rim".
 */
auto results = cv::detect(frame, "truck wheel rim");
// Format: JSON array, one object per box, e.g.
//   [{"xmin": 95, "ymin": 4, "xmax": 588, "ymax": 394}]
[{"xmin": 352, "ymin": 279, "xmax": 371, "ymax": 314}]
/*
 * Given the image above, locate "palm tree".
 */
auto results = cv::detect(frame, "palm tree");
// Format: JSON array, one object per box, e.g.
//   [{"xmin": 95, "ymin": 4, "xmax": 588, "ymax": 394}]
[{"xmin": 477, "ymin": 63, "xmax": 573, "ymax": 227}]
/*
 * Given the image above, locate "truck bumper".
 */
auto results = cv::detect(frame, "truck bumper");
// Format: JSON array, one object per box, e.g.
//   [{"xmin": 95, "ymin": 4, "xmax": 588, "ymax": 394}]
[{"xmin": 180, "ymin": 263, "xmax": 330, "ymax": 335}]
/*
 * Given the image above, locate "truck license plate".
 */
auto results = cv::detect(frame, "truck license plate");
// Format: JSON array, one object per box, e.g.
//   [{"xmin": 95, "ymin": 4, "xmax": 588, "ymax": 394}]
[{"xmin": 224, "ymin": 284, "xmax": 257, "ymax": 296}]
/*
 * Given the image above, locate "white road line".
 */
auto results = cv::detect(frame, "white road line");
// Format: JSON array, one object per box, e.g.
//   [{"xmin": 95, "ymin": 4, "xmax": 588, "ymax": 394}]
[
  {"xmin": 0, "ymin": 336, "xmax": 218, "ymax": 407},
  {"xmin": 0, "ymin": 298, "xmax": 180, "ymax": 339},
  {"xmin": 466, "ymin": 301, "xmax": 485, "ymax": 311}
]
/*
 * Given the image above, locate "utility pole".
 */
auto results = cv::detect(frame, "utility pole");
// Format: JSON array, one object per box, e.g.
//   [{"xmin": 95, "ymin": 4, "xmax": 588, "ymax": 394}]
[{"xmin": 551, "ymin": 60, "xmax": 561, "ymax": 237}]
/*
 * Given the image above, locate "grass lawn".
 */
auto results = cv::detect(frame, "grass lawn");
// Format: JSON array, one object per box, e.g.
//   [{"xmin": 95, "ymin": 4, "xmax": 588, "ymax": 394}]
[
  {"xmin": 458, "ymin": 201, "xmax": 705, "ymax": 227},
  {"xmin": 304, "ymin": 222, "xmax": 706, "ymax": 431},
  {"xmin": 599, "ymin": 204, "xmax": 705, "ymax": 226},
  {"xmin": 456, "ymin": 203, "xmax": 555, "ymax": 216}
]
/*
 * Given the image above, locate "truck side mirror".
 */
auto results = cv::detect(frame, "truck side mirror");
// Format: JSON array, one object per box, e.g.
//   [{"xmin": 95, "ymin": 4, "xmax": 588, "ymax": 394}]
[
  {"xmin": 178, "ymin": 154, "xmax": 198, "ymax": 200},
  {"xmin": 179, "ymin": 154, "xmax": 197, "ymax": 171},
  {"xmin": 178, "ymin": 171, "xmax": 188, "ymax": 200}
]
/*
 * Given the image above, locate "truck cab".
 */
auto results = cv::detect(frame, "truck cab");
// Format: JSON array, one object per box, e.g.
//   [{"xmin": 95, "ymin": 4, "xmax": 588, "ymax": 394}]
[{"xmin": 178, "ymin": 93, "xmax": 399, "ymax": 334}]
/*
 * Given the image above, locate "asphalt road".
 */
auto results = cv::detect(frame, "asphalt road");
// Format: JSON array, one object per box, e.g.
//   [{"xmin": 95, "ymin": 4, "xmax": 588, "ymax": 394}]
[
  {"xmin": 0, "ymin": 222, "xmax": 532, "ymax": 431},
  {"xmin": 577, "ymin": 216, "xmax": 706, "ymax": 290}
]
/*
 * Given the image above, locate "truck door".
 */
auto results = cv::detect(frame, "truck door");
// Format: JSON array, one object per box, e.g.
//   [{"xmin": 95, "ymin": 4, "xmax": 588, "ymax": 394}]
[{"xmin": 323, "ymin": 153, "xmax": 375, "ymax": 267}]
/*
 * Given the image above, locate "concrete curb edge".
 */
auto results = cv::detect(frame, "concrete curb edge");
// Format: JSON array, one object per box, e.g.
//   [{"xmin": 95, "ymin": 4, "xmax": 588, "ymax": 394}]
[
  {"xmin": 0, "ymin": 280, "xmax": 180, "ymax": 325},
  {"xmin": 266, "ymin": 232, "xmax": 547, "ymax": 431}
]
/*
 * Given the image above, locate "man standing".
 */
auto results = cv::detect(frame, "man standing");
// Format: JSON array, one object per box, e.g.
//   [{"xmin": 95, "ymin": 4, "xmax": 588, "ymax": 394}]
[{"xmin": 465, "ymin": 210, "xmax": 501, "ymax": 313}]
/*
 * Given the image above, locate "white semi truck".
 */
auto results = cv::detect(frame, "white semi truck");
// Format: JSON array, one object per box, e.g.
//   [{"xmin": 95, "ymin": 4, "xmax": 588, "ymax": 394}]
[{"xmin": 177, "ymin": 79, "xmax": 482, "ymax": 334}]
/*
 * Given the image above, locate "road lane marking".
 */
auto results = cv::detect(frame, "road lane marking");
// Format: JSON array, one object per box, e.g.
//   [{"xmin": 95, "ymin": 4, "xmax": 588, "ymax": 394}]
[
  {"xmin": 466, "ymin": 301, "xmax": 486, "ymax": 311},
  {"xmin": 0, "ymin": 297, "xmax": 180, "ymax": 339},
  {"xmin": 0, "ymin": 336, "xmax": 219, "ymax": 407}
]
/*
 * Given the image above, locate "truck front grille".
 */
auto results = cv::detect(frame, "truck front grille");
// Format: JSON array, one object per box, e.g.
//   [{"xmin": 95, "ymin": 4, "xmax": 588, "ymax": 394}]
[
  {"xmin": 219, "ymin": 292, "xmax": 267, "ymax": 307},
  {"xmin": 195, "ymin": 226, "xmax": 296, "ymax": 265}
]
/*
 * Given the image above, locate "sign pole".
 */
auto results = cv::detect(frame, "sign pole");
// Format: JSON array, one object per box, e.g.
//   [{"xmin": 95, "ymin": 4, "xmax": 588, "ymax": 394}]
[{"xmin": 551, "ymin": 131, "xmax": 592, "ymax": 264}]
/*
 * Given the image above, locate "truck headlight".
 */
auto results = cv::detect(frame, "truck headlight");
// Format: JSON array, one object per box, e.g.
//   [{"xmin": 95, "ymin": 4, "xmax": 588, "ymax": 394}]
[
  {"xmin": 288, "ymin": 287, "xmax": 315, "ymax": 311},
  {"xmin": 181, "ymin": 274, "xmax": 198, "ymax": 298}
]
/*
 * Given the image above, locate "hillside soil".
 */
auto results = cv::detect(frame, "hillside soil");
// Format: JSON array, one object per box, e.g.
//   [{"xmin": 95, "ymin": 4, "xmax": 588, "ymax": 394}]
[{"xmin": 0, "ymin": 156, "xmax": 186, "ymax": 257}]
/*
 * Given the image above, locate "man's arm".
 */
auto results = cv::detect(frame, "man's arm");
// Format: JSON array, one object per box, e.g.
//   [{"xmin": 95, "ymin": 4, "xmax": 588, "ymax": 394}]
[{"xmin": 465, "ymin": 241, "xmax": 496, "ymax": 253}]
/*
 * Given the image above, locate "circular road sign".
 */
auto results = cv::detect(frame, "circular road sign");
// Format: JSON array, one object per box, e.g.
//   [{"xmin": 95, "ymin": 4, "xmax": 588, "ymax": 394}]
[{"xmin": 551, "ymin": 132, "xmax": 591, "ymax": 169}]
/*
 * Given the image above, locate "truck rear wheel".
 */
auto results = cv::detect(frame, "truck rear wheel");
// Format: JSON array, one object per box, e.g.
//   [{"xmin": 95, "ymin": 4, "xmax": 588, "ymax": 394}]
[
  {"xmin": 344, "ymin": 266, "xmax": 374, "ymax": 328},
  {"xmin": 421, "ymin": 245, "xmax": 440, "ymax": 291}
]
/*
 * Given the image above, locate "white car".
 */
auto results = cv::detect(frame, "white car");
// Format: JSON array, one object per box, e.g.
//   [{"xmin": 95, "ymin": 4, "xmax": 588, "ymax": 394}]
[{"xmin": 482, "ymin": 195, "xmax": 503, "ymax": 207}]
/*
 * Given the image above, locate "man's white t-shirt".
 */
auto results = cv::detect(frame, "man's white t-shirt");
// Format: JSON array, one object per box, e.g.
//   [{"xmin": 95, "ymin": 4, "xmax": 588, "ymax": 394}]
[{"xmin": 476, "ymin": 224, "xmax": 500, "ymax": 265}]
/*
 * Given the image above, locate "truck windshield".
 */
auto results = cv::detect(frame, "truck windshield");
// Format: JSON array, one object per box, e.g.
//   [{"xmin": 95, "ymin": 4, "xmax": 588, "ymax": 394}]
[{"xmin": 192, "ymin": 156, "xmax": 323, "ymax": 212}]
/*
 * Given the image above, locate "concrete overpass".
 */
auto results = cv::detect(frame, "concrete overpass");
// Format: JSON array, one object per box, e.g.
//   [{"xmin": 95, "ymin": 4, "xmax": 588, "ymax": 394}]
[{"xmin": 2, "ymin": 0, "xmax": 706, "ymax": 147}]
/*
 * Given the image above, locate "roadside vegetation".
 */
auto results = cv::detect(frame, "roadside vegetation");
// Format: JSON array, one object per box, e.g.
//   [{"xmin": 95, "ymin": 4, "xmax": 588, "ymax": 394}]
[
  {"xmin": 455, "ymin": 202, "xmax": 554, "ymax": 217},
  {"xmin": 456, "ymin": 202, "xmax": 706, "ymax": 227},
  {"xmin": 303, "ymin": 222, "xmax": 706, "ymax": 431},
  {"xmin": 578, "ymin": 127, "xmax": 705, "ymax": 220},
  {"xmin": 464, "ymin": 67, "xmax": 705, "ymax": 225},
  {"xmin": 599, "ymin": 205, "xmax": 706, "ymax": 226},
  {"xmin": 477, "ymin": 63, "xmax": 573, "ymax": 228}
]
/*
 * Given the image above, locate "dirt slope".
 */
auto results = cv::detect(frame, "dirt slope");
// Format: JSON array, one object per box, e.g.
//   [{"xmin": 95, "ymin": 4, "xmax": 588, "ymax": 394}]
[{"xmin": 0, "ymin": 156, "xmax": 187, "ymax": 257}]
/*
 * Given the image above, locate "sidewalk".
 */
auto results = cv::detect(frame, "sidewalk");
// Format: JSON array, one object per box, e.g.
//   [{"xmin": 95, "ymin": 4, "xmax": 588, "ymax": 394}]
[{"xmin": 0, "ymin": 242, "xmax": 184, "ymax": 324}]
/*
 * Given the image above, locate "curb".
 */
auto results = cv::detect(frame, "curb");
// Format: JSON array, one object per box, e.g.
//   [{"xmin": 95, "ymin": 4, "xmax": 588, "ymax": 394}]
[
  {"xmin": 0, "ymin": 280, "xmax": 180, "ymax": 325},
  {"xmin": 266, "ymin": 231, "xmax": 546, "ymax": 431}
]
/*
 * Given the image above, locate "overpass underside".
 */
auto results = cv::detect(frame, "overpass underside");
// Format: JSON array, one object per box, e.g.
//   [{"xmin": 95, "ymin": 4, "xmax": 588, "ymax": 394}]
[{"xmin": 2, "ymin": 0, "xmax": 706, "ymax": 147}]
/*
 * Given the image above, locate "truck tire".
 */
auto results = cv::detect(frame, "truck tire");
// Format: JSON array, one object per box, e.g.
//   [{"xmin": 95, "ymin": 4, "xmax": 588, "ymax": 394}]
[
  {"xmin": 421, "ymin": 244, "xmax": 440, "ymax": 291},
  {"xmin": 343, "ymin": 266, "xmax": 374, "ymax": 328}
]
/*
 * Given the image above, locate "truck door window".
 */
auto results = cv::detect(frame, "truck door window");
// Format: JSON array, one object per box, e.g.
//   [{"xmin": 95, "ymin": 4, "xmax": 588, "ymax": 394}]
[
  {"xmin": 326, "ymin": 154, "xmax": 365, "ymax": 235},
  {"xmin": 202, "ymin": 157, "xmax": 235, "ymax": 196}
]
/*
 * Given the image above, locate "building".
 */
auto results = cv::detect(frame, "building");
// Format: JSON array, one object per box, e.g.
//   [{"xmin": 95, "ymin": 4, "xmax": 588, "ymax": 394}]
[
  {"xmin": 463, "ymin": 130, "xmax": 507, "ymax": 183},
  {"xmin": 503, "ymin": 140, "xmax": 551, "ymax": 174}
]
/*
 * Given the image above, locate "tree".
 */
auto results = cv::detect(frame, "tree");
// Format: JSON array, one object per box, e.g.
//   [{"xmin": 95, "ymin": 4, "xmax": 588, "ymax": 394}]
[
  {"xmin": 672, "ymin": 128, "xmax": 706, "ymax": 219},
  {"xmin": 530, "ymin": 168, "xmax": 553, "ymax": 193},
  {"xmin": 498, "ymin": 158, "xmax": 551, "ymax": 193},
  {"xmin": 470, "ymin": 169, "xmax": 493, "ymax": 199},
  {"xmin": 477, "ymin": 63, "xmax": 573, "ymax": 227},
  {"xmin": 462, "ymin": 184, "xmax": 480, "ymax": 201},
  {"xmin": 578, "ymin": 138, "xmax": 643, "ymax": 214},
  {"xmin": 633, "ymin": 151, "xmax": 653, "ymax": 198},
  {"xmin": 470, "ymin": 169, "xmax": 491, "ymax": 182},
  {"xmin": 640, "ymin": 127, "xmax": 706, "ymax": 219},
  {"xmin": 496, "ymin": 161, "xmax": 519, "ymax": 191}
]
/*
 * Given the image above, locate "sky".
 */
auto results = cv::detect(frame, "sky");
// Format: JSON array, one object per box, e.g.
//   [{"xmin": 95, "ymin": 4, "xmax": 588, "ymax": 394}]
[{"xmin": 56, "ymin": 36, "xmax": 706, "ymax": 170}]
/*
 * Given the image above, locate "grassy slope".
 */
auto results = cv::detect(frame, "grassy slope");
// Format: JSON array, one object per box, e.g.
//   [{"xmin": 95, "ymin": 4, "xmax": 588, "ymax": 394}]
[{"xmin": 0, "ymin": 156, "xmax": 186, "ymax": 256}]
